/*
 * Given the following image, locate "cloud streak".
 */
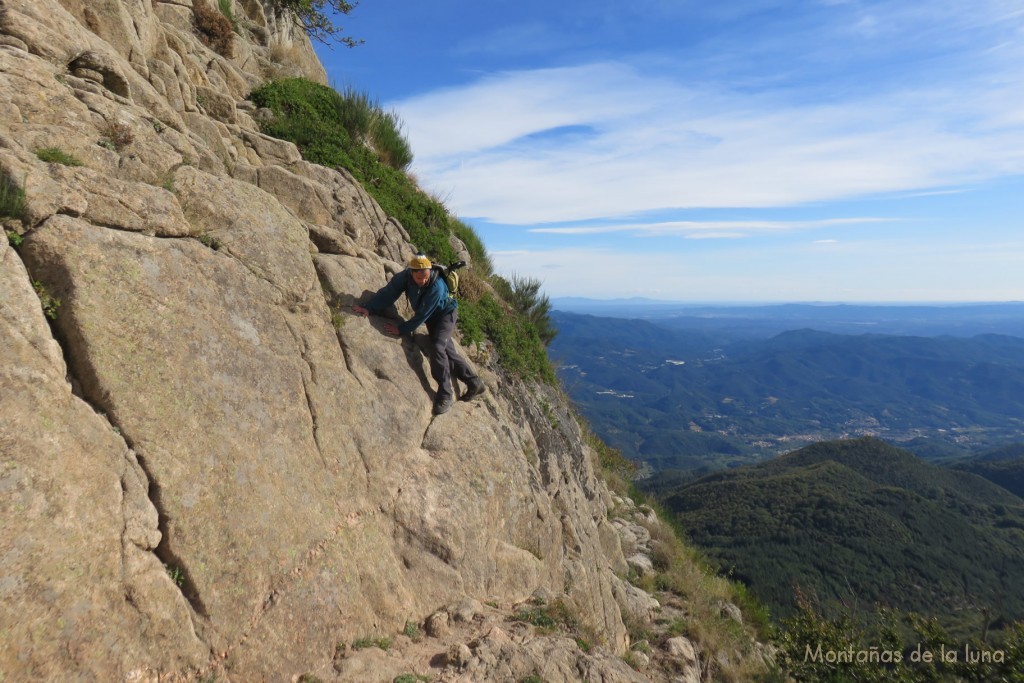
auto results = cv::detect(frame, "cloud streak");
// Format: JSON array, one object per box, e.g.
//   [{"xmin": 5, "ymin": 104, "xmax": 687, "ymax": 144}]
[
  {"xmin": 528, "ymin": 217, "xmax": 894, "ymax": 238},
  {"xmin": 391, "ymin": 3, "xmax": 1024, "ymax": 226}
]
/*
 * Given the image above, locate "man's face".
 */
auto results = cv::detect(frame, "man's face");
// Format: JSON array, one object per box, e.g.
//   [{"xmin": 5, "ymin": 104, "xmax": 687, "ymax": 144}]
[{"xmin": 411, "ymin": 268, "xmax": 430, "ymax": 286}]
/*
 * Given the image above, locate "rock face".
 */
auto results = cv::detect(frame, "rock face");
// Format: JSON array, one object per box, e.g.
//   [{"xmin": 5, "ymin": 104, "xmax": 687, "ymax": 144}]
[{"xmin": 0, "ymin": 1, "xmax": 648, "ymax": 680}]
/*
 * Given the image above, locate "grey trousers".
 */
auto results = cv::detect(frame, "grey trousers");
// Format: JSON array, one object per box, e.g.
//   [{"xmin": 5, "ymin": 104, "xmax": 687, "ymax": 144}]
[{"xmin": 426, "ymin": 309, "xmax": 476, "ymax": 401}]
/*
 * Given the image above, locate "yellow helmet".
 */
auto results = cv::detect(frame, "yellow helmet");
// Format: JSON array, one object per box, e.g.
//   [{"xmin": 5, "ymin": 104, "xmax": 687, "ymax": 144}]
[{"xmin": 408, "ymin": 254, "xmax": 432, "ymax": 270}]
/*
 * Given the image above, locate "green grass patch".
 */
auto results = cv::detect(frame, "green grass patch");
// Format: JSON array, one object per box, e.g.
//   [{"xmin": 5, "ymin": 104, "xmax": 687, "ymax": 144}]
[
  {"xmin": 351, "ymin": 635, "xmax": 391, "ymax": 651},
  {"xmin": 0, "ymin": 171, "xmax": 26, "ymax": 221},
  {"xmin": 35, "ymin": 147, "xmax": 83, "ymax": 166},
  {"xmin": 457, "ymin": 292, "xmax": 556, "ymax": 384},
  {"xmin": 32, "ymin": 280, "xmax": 60, "ymax": 320},
  {"xmin": 250, "ymin": 78, "xmax": 456, "ymax": 262},
  {"xmin": 509, "ymin": 597, "xmax": 579, "ymax": 635}
]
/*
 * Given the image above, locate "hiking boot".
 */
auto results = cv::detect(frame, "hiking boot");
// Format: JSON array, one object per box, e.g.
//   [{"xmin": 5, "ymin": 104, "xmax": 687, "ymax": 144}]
[
  {"xmin": 461, "ymin": 377, "xmax": 486, "ymax": 402},
  {"xmin": 432, "ymin": 396, "xmax": 453, "ymax": 415}
]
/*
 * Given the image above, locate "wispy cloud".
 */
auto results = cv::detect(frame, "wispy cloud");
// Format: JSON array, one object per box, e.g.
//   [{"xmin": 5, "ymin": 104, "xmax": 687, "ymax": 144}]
[
  {"xmin": 392, "ymin": 3, "xmax": 1024, "ymax": 226},
  {"xmin": 529, "ymin": 217, "xmax": 893, "ymax": 238}
]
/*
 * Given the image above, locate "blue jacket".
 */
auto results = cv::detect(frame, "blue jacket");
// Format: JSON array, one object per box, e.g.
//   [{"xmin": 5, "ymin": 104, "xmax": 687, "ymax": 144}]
[{"xmin": 363, "ymin": 268, "xmax": 457, "ymax": 335}]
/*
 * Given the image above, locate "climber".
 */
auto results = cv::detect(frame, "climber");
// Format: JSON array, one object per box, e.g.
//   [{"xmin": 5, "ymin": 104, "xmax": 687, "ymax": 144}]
[{"xmin": 352, "ymin": 254, "xmax": 486, "ymax": 415}]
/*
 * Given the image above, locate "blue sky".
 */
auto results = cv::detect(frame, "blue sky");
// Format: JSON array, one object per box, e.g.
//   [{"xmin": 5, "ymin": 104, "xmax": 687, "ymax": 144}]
[{"xmin": 315, "ymin": 1, "xmax": 1024, "ymax": 302}]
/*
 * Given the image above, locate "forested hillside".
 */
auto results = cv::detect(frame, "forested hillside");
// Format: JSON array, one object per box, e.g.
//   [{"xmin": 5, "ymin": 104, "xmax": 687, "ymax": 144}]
[
  {"xmin": 551, "ymin": 310, "xmax": 1024, "ymax": 470},
  {"xmin": 659, "ymin": 438, "xmax": 1024, "ymax": 637}
]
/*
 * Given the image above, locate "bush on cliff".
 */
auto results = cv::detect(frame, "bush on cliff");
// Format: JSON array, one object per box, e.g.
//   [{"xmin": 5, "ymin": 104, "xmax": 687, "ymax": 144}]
[{"xmin": 251, "ymin": 78, "xmax": 455, "ymax": 263}]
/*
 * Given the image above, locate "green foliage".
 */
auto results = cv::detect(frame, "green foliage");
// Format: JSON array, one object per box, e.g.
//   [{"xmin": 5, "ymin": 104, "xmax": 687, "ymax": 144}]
[
  {"xmin": 776, "ymin": 594, "xmax": 1024, "ymax": 682},
  {"xmin": 217, "ymin": 0, "xmax": 239, "ymax": 32},
  {"xmin": 451, "ymin": 218, "xmax": 493, "ymax": 276},
  {"xmin": 249, "ymin": 78, "xmax": 450, "ymax": 259},
  {"xmin": 369, "ymin": 107, "xmax": 413, "ymax": 171},
  {"xmin": 392, "ymin": 675, "xmax": 429, "ymax": 683},
  {"xmin": 660, "ymin": 438, "xmax": 1024, "ymax": 636},
  {"xmin": 554, "ymin": 315, "xmax": 1024, "ymax": 469},
  {"xmin": 268, "ymin": 0, "xmax": 362, "ymax": 46},
  {"xmin": 509, "ymin": 597, "xmax": 581, "ymax": 638},
  {"xmin": 457, "ymin": 293, "xmax": 556, "ymax": 384},
  {"xmin": 197, "ymin": 233, "xmax": 222, "ymax": 251},
  {"xmin": 35, "ymin": 147, "xmax": 83, "ymax": 166},
  {"xmin": 351, "ymin": 635, "xmax": 391, "ymax": 651},
  {"xmin": 401, "ymin": 620, "xmax": 422, "ymax": 641},
  {"xmin": 330, "ymin": 307, "xmax": 346, "ymax": 330},
  {"xmin": 331, "ymin": 84, "xmax": 413, "ymax": 171},
  {"xmin": 0, "ymin": 170, "xmax": 27, "ymax": 221},
  {"xmin": 32, "ymin": 280, "xmax": 60, "ymax": 320},
  {"xmin": 165, "ymin": 564, "xmax": 185, "ymax": 588},
  {"xmin": 492, "ymin": 274, "xmax": 556, "ymax": 346},
  {"xmin": 953, "ymin": 448, "xmax": 1024, "ymax": 498},
  {"xmin": 6, "ymin": 230, "xmax": 23, "ymax": 247}
]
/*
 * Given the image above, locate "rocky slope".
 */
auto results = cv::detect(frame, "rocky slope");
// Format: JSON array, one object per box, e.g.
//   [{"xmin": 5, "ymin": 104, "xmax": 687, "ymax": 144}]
[{"xmin": 0, "ymin": 2, "xmax": 762, "ymax": 681}]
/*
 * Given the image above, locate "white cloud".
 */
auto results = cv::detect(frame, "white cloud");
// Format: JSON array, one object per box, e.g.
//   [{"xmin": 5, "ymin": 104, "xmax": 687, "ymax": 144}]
[
  {"xmin": 491, "ymin": 240, "xmax": 1024, "ymax": 302},
  {"xmin": 529, "ymin": 217, "xmax": 893, "ymax": 237},
  {"xmin": 390, "ymin": 3, "xmax": 1024, "ymax": 226}
]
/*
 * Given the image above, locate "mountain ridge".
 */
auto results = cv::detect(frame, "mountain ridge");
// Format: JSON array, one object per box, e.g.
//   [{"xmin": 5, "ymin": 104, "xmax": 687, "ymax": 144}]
[{"xmin": 660, "ymin": 438, "xmax": 1024, "ymax": 632}]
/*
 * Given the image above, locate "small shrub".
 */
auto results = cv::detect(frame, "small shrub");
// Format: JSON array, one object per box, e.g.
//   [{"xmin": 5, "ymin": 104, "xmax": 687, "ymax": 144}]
[
  {"xmin": 509, "ymin": 597, "xmax": 578, "ymax": 635},
  {"xmin": 32, "ymin": 280, "xmax": 60, "ymax": 320},
  {"xmin": 165, "ymin": 564, "xmax": 185, "ymax": 588},
  {"xmin": 197, "ymin": 233, "xmax": 222, "ymax": 250},
  {"xmin": 351, "ymin": 636, "xmax": 391, "ymax": 651},
  {"xmin": 99, "ymin": 121, "xmax": 134, "ymax": 151},
  {"xmin": 456, "ymin": 293, "xmax": 556, "ymax": 384},
  {"xmin": 6, "ymin": 230, "xmax": 24, "ymax": 247},
  {"xmin": 0, "ymin": 171, "xmax": 27, "ymax": 221},
  {"xmin": 491, "ymin": 273, "xmax": 556, "ymax": 346},
  {"xmin": 401, "ymin": 620, "xmax": 422, "ymax": 641},
  {"xmin": 194, "ymin": 1, "xmax": 235, "ymax": 56},
  {"xmin": 35, "ymin": 147, "xmax": 83, "ymax": 166},
  {"xmin": 452, "ymin": 219, "xmax": 493, "ymax": 277},
  {"xmin": 369, "ymin": 107, "xmax": 413, "ymax": 171},
  {"xmin": 330, "ymin": 308, "xmax": 346, "ymax": 330}
]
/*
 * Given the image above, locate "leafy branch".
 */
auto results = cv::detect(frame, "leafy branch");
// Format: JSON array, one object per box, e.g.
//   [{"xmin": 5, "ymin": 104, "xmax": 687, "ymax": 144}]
[{"xmin": 269, "ymin": 0, "xmax": 364, "ymax": 46}]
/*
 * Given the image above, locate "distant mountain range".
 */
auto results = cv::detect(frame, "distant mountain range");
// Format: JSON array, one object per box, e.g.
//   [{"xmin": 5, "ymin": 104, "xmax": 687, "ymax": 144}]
[
  {"xmin": 550, "ymin": 307, "xmax": 1024, "ymax": 470},
  {"xmin": 552, "ymin": 300, "xmax": 1024, "ymax": 339},
  {"xmin": 655, "ymin": 437, "xmax": 1024, "ymax": 634}
]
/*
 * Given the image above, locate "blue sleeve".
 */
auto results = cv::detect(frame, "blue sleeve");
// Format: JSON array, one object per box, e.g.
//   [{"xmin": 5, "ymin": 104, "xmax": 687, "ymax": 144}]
[
  {"xmin": 398, "ymin": 278, "xmax": 448, "ymax": 335},
  {"xmin": 363, "ymin": 270, "xmax": 409, "ymax": 314}
]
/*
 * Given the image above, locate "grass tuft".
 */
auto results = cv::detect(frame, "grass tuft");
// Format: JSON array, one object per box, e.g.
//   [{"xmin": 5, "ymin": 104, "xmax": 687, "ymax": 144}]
[
  {"xmin": 35, "ymin": 147, "xmax": 83, "ymax": 166},
  {"xmin": 0, "ymin": 170, "xmax": 27, "ymax": 221}
]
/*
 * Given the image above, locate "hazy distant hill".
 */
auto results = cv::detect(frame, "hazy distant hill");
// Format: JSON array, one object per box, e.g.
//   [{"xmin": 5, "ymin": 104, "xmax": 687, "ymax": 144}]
[
  {"xmin": 658, "ymin": 438, "xmax": 1024, "ymax": 632},
  {"xmin": 552, "ymin": 300, "xmax": 1024, "ymax": 339},
  {"xmin": 551, "ymin": 310, "xmax": 1024, "ymax": 469}
]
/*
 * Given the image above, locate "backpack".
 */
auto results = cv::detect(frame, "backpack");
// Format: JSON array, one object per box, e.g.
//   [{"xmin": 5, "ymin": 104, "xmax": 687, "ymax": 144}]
[{"xmin": 433, "ymin": 260, "xmax": 466, "ymax": 298}]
